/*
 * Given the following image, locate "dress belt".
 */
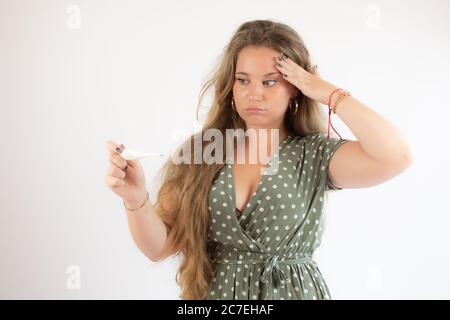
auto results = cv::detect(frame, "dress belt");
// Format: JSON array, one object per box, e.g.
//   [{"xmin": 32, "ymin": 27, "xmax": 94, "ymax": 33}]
[{"xmin": 213, "ymin": 254, "xmax": 313, "ymax": 299}]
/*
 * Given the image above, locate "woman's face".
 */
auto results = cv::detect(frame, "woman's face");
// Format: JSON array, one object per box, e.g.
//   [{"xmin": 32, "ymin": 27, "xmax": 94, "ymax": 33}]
[{"xmin": 232, "ymin": 46, "xmax": 299, "ymax": 131}]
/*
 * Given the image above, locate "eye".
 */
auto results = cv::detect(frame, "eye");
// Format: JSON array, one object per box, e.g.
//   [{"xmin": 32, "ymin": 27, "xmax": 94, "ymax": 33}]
[
  {"xmin": 263, "ymin": 80, "xmax": 277, "ymax": 86},
  {"xmin": 236, "ymin": 78, "xmax": 278, "ymax": 87}
]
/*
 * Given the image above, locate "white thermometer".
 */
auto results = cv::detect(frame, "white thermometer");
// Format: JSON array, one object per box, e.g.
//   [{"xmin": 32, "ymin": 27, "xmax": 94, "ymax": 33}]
[{"xmin": 120, "ymin": 148, "xmax": 165, "ymax": 160}]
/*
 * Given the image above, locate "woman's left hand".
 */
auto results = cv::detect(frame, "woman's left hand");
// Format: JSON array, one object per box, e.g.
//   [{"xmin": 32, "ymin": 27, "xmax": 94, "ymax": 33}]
[{"xmin": 275, "ymin": 53, "xmax": 339, "ymax": 106}]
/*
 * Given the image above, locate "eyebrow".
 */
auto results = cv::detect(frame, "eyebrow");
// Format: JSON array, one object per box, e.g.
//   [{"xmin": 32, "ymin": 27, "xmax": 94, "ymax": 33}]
[{"xmin": 235, "ymin": 72, "xmax": 280, "ymax": 76}]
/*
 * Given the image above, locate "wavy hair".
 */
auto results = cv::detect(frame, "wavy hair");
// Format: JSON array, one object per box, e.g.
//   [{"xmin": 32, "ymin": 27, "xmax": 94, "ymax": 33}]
[{"xmin": 153, "ymin": 19, "xmax": 336, "ymax": 299}]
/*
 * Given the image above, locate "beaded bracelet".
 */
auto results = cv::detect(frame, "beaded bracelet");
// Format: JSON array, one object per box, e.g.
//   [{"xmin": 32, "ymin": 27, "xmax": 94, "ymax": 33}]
[
  {"xmin": 331, "ymin": 90, "xmax": 351, "ymax": 114},
  {"xmin": 326, "ymin": 87, "xmax": 350, "ymax": 140}
]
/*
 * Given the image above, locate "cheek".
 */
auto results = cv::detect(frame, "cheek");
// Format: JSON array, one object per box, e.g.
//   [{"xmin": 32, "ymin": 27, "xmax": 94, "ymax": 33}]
[
  {"xmin": 276, "ymin": 82, "xmax": 294, "ymax": 95},
  {"xmin": 232, "ymin": 83, "xmax": 242, "ymax": 97},
  {"xmin": 269, "ymin": 89, "xmax": 291, "ymax": 104},
  {"xmin": 268, "ymin": 92, "xmax": 291, "ymax": 113}
]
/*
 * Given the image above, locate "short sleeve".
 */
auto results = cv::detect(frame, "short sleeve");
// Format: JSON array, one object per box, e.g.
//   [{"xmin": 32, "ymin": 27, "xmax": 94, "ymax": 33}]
[{"xmin": 308, "ymin": 132, "xmax": 351, "ymax": 191}]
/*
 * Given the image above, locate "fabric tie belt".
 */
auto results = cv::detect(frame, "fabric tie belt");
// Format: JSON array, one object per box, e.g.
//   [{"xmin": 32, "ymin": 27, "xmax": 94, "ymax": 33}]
[{"xmin": 213, "ymin": 254, "xmax": 313, "ymax": 299}]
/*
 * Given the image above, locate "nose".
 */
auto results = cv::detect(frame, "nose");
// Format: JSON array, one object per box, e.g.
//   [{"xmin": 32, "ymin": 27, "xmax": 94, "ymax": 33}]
[{"xmin": 248, "ymin": 82, "xmax": 263, "ymax": 101}]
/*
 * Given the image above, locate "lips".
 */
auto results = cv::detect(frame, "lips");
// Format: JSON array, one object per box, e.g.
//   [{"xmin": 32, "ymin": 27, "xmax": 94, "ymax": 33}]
[{"xmin": 246, "ymin": 106, "xmax": 265, "ymax": 111}]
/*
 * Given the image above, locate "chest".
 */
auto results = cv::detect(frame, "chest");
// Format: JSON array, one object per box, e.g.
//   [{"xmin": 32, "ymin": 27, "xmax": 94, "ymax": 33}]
[{"xmin": 232, "ymin": 163, "xmax": 266, "ymax": 214}]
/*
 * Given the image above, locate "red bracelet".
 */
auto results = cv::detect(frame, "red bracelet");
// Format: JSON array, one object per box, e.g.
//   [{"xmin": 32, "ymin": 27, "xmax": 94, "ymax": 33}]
[
  {"xmin": 325, "ymin": 88, "xmax": 344, "ymax": 141},
  {"xmin": 327, "ymin": 88, "xmax": 342, "ymax": 108}
]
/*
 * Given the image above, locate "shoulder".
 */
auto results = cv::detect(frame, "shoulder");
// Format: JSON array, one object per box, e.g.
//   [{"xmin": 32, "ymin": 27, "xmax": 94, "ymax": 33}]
[
  {"xmin": 290, "ymin": 132, "xmax": 349, "ymax": 163},
  {"xmin": 296, "ymin": 132, "xmax": 344, "ymax": 148},
  {"xmin": 289, "ymin": 132, "xmax": 324, "ymax": 148}
]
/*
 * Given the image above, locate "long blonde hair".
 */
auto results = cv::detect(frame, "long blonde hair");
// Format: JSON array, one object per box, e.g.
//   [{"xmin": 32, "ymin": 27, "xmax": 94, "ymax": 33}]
[{"xmin": 153, "ymin": 19, "xmax": 335, "ymax": 299}]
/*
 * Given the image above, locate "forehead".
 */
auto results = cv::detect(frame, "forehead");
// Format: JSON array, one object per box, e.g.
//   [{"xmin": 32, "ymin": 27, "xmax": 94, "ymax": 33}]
[{"xmin": 235, "ymin": 46, "xmax": 279, "ymax": 76}]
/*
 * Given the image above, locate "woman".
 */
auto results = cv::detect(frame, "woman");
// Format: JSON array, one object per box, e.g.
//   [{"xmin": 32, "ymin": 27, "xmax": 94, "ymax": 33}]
[{"xmin": 104, "ymin": 19, "xmax": 413, "ymax": 300}]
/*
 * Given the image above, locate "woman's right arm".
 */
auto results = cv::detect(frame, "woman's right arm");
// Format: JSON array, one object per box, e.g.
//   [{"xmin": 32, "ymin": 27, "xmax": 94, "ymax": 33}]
[
  {"xmin": 104, "ymin": 141, "xmax": 173, "ymax": 262},
  {"xmin": 124, "ymin": 192, "xmax": 169, "ymax": 262}
]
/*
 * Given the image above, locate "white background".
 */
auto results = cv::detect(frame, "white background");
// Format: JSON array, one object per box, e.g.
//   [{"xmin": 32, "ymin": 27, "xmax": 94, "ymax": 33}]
[{"xmin": 1, "ymin": 0, "xmax": 449, "ymax": 299}]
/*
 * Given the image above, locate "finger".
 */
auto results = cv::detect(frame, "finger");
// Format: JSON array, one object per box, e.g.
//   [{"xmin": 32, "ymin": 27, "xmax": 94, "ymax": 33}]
[
  {"xmin": 105, "ymin": 141, "xmax": 125, "ymax": 154},
  {"xmin": 275, "ymin": 59, "xmax": 294, "ymax": 78},
  {"xmin": 109, "ymin": 165, "xmax": 126, "ymax": 179},
  {"xmin": 279, "ymin": 53, "xmax": 306, "ymax": 74},
  {"xmin": 109, "ymin": 153, "xmax": 128, "ymax": 170},
  {"xmin": 276, "ymin": 57, "xmax": 308, "ymax": 83},
  {"xmin": 104, "ymin": 176, "xmax": 125, "ymax": 188},
  {"xmin": 312, "ymin": 64, "xmax": 320, "ymax": 77},
  {"xmin": 276, "ymin": 60, "xmax": 300, "ymax": 85},
  {"xmin": 278, "ymin": 53, "xmax": 294, "ymax": 67}
]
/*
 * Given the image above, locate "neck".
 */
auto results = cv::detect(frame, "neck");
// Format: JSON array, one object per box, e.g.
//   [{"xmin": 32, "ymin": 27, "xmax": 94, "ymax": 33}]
[
  {"xmin": 237, "ymin": 126, "xmax": 289, "ymax": 165},
  {"xmin": 243, "ymin": 126, "xmax": 288, "ymax": 145}
]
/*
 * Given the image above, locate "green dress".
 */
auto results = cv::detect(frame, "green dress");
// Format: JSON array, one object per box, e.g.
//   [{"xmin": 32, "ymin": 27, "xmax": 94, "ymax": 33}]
[{"xmin": 206, "ymin": 132, "xmax": 351, "ymax": 300}]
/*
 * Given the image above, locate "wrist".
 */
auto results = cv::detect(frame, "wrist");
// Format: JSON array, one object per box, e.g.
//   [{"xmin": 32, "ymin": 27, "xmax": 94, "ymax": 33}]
[
  {"xmin": 326, "ymin": 87, "xmax": 340, "ymax": 106},
  {"xmin": 124, "ymin": 190, "xmax": 149, "ymax": 211},
  {"xmin": 331, "ymin": 90, "xmax": 351, "ymax": 114},
  {"xmin": 322, "ymin": 85, "xmax": 340, "ymax": 106}
]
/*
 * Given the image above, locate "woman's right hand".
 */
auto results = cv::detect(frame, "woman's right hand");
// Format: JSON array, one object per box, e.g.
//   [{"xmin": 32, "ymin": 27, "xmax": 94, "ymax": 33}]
[{"xmin": 104, "ymin": 141, "xmax": 148, "ymax": 208}]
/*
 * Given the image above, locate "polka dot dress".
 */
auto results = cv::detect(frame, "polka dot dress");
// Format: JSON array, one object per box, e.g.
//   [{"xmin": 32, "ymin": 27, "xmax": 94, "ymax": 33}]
[{"xmin": 206, "ymin": 132, "xmax": 351, "ymax": 300}]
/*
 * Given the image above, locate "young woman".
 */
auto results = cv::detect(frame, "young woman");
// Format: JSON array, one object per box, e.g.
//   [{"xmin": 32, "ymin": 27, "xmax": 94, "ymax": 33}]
[{"xmin": 105, "ymin": 19, "xmax": 413, "ymax": 300}]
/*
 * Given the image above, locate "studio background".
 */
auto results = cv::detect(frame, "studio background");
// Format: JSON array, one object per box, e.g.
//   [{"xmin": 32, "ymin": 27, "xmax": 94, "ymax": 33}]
[{"xmin": 1, "ymin": 0, "xmax": 449, "ymax": 299}]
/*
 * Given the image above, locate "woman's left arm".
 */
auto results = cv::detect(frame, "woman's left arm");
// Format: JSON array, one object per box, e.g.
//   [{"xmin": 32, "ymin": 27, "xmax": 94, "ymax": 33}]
[
  {"xmin": 276, "ymin": 53, "xmax": 413, "ymax": 188},
  {"xmin": 331, "ymin": 94, "xmax": 413, "ymax": 165}
]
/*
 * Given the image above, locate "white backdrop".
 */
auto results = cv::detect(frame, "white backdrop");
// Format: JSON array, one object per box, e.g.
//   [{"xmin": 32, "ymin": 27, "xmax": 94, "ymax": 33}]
[{"xmin": 1, "ymin": 0, "xmax": 449, "ymax": 299}]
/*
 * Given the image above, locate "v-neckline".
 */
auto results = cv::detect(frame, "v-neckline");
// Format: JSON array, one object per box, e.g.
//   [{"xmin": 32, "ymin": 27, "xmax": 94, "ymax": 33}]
[{"xmin": 229, "ymin": 135, "xmax": 292, "ymax": 222}]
